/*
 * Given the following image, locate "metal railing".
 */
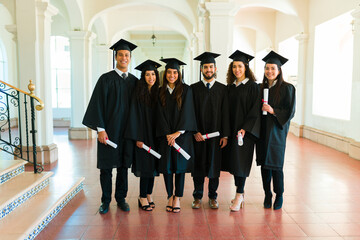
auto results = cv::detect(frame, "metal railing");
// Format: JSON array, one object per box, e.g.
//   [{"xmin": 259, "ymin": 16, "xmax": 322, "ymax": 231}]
[{"xmin": 0, "ymin": 80, "xmax": 44, "ymax": 173}]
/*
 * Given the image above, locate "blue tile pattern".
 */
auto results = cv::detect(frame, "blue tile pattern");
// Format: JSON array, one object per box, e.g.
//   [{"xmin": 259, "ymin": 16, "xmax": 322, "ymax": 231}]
[
  {"xmin": 26, "ymin": 181, "xmax": 84, "ymax": 240},
  {"xmin": 0, "ymin": 177, "xmax": 50, "ymax": 219},
  {"xmin": 0, "ymin": 165, "xmax": 25, "ymax": 185}
]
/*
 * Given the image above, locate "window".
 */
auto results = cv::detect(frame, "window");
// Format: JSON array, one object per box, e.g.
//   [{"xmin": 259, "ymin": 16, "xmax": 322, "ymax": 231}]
[
  {"xmin": 279, "ymin": 36, "xmax": 299, "ymax": 86},
  {"xmin": 51, "ymin": 36, "xmax": 71, "ymax": 108},
  {"xmin": 312, "ymin": 12, "xmax": 353, "ymax": 120}
]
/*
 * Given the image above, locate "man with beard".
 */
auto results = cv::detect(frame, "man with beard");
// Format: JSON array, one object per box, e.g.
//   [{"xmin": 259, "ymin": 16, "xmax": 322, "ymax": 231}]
[{"xmin": 191, "ymin": 52, "xmax": 230, "ymax": 209}]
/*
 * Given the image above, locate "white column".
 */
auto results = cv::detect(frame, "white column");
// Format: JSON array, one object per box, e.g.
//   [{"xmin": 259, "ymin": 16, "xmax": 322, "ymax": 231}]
[
  {"xmin": 93, "ymin": 44, "xmax": 110, "ymax": 90},
  {"xmin": 68, "ymin": 30, "xmax": 96, "ymax": 139},
  {"xmin": 291, "ymin": 33, "xmax": 308, "ymax": 137},
  {"xmin": 205, "ymin": 2, "xmax": 236, "ymax": 85},
  {"xmin": 15, "ymin": 0, "xmax": 58, "ymax": 164},
  {"xmin": 349, "ymin": 8, "xmax": 360, "ymax": 160}
]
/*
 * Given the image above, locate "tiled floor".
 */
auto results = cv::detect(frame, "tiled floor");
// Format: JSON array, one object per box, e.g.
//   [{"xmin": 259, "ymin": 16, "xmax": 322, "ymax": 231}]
[{"xmin": 35, "ymin": 128, "xmax": 360, "ymax": 239}]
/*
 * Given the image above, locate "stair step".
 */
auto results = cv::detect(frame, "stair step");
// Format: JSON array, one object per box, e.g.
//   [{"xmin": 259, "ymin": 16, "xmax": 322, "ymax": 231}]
[
  {"xmin": 0, "ymin": 176, "xmax": 85, "ymax": 240},
  {"xmin": 0, "ymin": 160, "xmax": 27, "ymax": 185},
  {"xmin": 0, "ymin": 171, "xmax": 53, "ymax": 219}
]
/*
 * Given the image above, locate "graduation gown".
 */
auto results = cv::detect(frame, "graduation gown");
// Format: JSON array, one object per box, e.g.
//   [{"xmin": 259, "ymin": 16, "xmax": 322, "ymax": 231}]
[
  {"xmin": 156, "ymin": 84, "xmax": 197, "ymax": 174},
  {"xmin": 255, "ymin": 82, "xmax": 296, "ymax": 170},
  {"xmin": 82, "ymin": 70, "xmax": 138, "ymax": 169},
  {"xmin": 222, "ymin": 80, "xmax": 261, "ymax": 177},
  {"xmin": 124, "ymin": 93, "xmax": 159, "ymax": 178},
  {"xmin": 191, "ymin": 81, "xmax": 230, "ymax": 178}
]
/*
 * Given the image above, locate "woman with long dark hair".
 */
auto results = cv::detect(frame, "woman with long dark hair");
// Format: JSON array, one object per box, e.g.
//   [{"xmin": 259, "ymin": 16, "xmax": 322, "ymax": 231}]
[
  {"xmin": 222, "ymin": 50, "xmax": 261, "ymax": 211},
  {"xmin": 156, "ymin": 58, "xmax": 197, "ymax": 213},
  {"xmin": 125, "ymin": 60, "xmax": 161, "ymax": 211},
  {"xmin": 256, "ymin": 51, "xmax": 296, "ymax": 210}
]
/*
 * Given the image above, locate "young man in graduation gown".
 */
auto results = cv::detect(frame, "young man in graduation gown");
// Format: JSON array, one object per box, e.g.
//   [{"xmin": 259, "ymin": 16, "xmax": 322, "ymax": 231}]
[
  {"xmin": 82, "ymin": 39, "xmax": 138, "ymax": 214},
  {"xmin": 191, "ymin": 52, "xmax": 230, "ymax": 209}
]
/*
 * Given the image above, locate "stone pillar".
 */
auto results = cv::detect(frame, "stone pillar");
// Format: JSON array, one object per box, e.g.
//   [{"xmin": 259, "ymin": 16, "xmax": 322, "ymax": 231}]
[
  {"xmin": 291, "ymin": 33, "xmax": 309, "ymax": 137},
  {"xmin": 93, "ymin": 44, "xmax": 110, "ymax": 89},
  {"xmin": 15, "ymin": 0, "xmax": 59, "ymax": 164},
  {"xmin": 68, "ymin": 30, "xmax": 97, "ymax": 139},
  {"xmin": 205, "ymin": 2, "xmax": 236, "ymax": 85},
  {"xmin": 349, "ymin": 8, "xmax": 360, "ymax": 160}
]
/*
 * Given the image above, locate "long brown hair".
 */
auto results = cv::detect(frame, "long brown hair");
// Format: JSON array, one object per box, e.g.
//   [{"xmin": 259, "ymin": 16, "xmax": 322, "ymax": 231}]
[
  {"xmin": 159, "ymin": 68, "xmax": 184, "ymax": 109},
  {"xmin": 135, "ymin": 70, "xmax": 159, "ymax": 107},
  {"xmin": 261, "ymin": 63, "xmax": 284, "ymax": 105},
  {"xmin": 226, "ymin": 61, "xmax": 256, "ymax": 85}
]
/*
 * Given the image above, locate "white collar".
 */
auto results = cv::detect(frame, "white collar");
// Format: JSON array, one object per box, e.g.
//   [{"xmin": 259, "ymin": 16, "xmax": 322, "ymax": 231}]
[
  {"xmin": 269, "ymin": 79, "xmax": 277, "ymax": 88},
  {"xmin": 233, "ymin": 78, "xmax": 249, "ymax": 87},
  {"xmin": 202, "ymin": 79, "xmax": 215, "ymax": 89},
  {"xmin": 114, "ymin": 68, "xmax": 128, "ymax": 78},
  {"xmin": 167, "ymin": 84, "xmax": 175, "ymax": 94}
]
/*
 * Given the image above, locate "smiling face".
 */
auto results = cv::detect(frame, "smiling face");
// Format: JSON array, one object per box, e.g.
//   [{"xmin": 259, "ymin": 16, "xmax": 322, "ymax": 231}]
[
  {"xmin": 201, "ymin": 63, "xmax": 217, "ymax": 81},
  {"xmin": 232, "ymin": 61, "xmax": 246, "ymax": 80},
  {"xmin": 115, "ymin": 50, "xmax": 131, "ymax": 71},
  {"xmin": 145, "ymin": 70, "xmax": 156, "ymax": 88},
  {"xmin": 264, "ymin": 63, "xmax": 280, "ymax": 81},
  {"xmin": 166, "ymin": 68, "xmax": 179, "ymax": 85}
]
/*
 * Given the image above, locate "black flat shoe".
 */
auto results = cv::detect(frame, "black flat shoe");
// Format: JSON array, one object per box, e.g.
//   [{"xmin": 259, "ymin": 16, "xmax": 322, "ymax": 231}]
[
  {"xmin": 263, "ymin": 195, "xmax": 272, "ymax": 209},
  {"xmin": 273, "ymin": 195, "xmax": 283, "ymax": 210},
  {"xmin": 138, "ymin": 198, "xmax": 152, "ymax": 211},
  {"xmin": 99, "ymin": 203, "xmax": 109, "ymax": 214},
  {"xmin": 117, "ymin": 201, "xmax": 130, "ymax": 212}
]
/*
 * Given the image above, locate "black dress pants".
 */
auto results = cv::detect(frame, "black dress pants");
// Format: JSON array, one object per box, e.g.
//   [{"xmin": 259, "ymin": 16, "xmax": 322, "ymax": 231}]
[
  {"xmin": 163, "ymin": 173, "xmax": 185, "ymax": 198},
  {"xmin": 192, "ymin": 176, "xmax": 219, "ymax": 200},
  {"xmin": 100, "ymin": 167, "xmax": 128, "ymax": 204},
  {"xmin": 234, "ymin": 176, "xmax": 246, "ymax": 193},
  {"xmin": 139, "ymin": 177, "xmax": 154, "ymax": 198},
  {"xmin": 261, "ymin": 167, "xmax": 284, "ymax": 196}
]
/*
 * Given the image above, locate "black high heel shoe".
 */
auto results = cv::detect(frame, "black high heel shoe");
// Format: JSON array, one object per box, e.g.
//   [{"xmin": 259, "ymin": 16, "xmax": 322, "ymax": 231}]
[{"xmin": 138, "ymin": 198, "xmax": 152, "ymax": 211}]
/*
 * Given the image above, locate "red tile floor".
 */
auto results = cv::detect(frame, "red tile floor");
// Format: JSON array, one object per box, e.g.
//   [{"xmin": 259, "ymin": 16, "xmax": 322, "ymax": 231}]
[{"xmin": 35, "ymin": 129, "xmax": 360, "ymax": 239}]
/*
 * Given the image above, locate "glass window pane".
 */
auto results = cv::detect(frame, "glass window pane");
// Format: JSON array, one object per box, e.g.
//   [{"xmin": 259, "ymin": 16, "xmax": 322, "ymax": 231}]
[
  {"xmin": 57, "ymin": 69, "xmax": 71, "ymax": 88},
  {"xmin": 57, "ymin": 88, "xmax": 71, "ymax": 108}
]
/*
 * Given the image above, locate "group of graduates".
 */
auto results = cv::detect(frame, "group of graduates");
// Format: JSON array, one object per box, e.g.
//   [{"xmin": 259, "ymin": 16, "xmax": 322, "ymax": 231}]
[{"xmin": 82, "ymin": 39, "xmax": 296, "ymax": 215}]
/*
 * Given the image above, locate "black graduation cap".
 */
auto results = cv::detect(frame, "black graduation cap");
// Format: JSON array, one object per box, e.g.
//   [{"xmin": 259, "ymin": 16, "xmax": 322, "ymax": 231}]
[
  {"xmin": 160, "ymin": 58, "xmax": 186, "ymax": 70},
  {"xmin": 135, "ymin": 60, "xmax": 161, "ymax": 72},
  {"xmin": 229, "ymin": 50, "xmax": 254, "ymax": 64},
  {"xmin": 109, "ymin": 39, "xmax": 137, "ymax": 52},
  {"xmin": 194, "ymin": 52, "xmax": 220, "ymax": 65},
  {"xmin": 262, "ymin": 50, "xmax": 288, "ymax": 66}
]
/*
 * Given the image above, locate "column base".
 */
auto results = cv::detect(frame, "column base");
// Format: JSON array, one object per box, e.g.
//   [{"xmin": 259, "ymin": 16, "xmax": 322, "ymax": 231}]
[
  {"xmin": 18, "ymin": 143, "xmax": 58, "ymax": 165},
  {"xmin": 68, "ymin": 127, "xmax": 96, "ymax": 140},
  {"xmin": 289, "ymin": 122, "xmax": 304, "ymax": 137},
  {"xmin": 349, "ymin": 140, "xmax": 360, "ymax": 161}
]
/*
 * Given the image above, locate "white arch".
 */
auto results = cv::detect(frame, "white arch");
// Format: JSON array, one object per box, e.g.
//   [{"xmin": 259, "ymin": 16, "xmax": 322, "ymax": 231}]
[{"xmin": 62, "ymin": 0, "xmax": 84, "ymax": 30}]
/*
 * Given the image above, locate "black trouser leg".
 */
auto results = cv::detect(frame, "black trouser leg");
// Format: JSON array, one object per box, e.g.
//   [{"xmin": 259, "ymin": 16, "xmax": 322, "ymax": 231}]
[
  {"xmin": 234, "ymin": 176, "xmax": 246, "ymax": 193},
  {"xmin": 261, "ymin": 167, "xmax": 272, "ymax": 196},
  {"xmin": 147, "ymin": 177, "xmax": 154, "ymax": 195},
  {"xmin": 192, "ymin": 176, "xmax": 204, "ymax": 200},
  {"xmin": 272, "ymin": 170, "xmax": 284, "ymax": 196},
  {"xmin": 163, "ymin": 173, "xmax": 174, "ymax": 199},
  {"xmin": 208, "ymin": 177, "xmax": 219, "ymax": 199},
  {"xmin": 115, "ymin": 167, "xmax": 128, "ymax": 203},
  {"xmin": 174, "ymin": 173, "xmax": 185, "ymax": 197},
  {"xmin": 139, "ymin": 177, "xmax": 154, "ymax": 198},
  {"xmin": 100, "ymin": 168, "xmax": 113, "ymax": 204}
]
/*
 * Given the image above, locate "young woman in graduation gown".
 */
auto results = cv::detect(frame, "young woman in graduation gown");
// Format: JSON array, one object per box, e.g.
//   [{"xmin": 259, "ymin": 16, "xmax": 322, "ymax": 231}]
[
  {"xmin": 222, "ymin": 50, "xmax": 261, "ymax": 211},
  {"xmin": 256, "ymin": 51, "xmax": 296, "ymax": 210},
  {"xmin": 156, "ymin": 58, "xmax": 197, "ymax": 213},
  {"xmin": 124, "ymin": 60, "xmax": 161, "ymax": 211}
]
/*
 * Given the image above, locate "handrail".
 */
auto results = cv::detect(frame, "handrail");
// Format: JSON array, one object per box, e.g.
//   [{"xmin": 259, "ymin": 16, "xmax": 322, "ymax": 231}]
[
  {"xmin": 0, "ymin": 79, "xmax": 45, "ymax": 173},
  {"xmin": 0, "ymin": 80, "xmax": 44, "ymax": 111}
]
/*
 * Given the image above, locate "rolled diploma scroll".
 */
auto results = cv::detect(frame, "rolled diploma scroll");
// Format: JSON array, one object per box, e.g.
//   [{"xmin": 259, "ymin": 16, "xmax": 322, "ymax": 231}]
[
  {"xmin": 173, "ymin": 142, "xmax": 191, "ymax": 160},
  {"xmin": 142, "ymin": 143, "xmax": 161, "ymax": 159},
  {"xmin": 237, "ymin": 133, "xmax": 243, "ymax": 146},
  {"xmin": 202, "ymin": 131, "xmax": 220, "ymax": 139},
  {"xmin": 106, "ymin": 139, "xmax": 118, "ymax": 149},
  {"xmin": 263, "ymin": 88, "xmax": 269, "ymax": 115}
]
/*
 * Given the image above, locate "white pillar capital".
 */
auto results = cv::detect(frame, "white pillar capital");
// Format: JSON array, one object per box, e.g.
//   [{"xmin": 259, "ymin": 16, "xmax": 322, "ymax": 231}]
[
  {"xmin": 5, "ymin": 24, "xmax": 17, "ymax": 42},
  {"xmin": 205, "ymin": 2, "xmax": 237, "ymax": 17},
  {"xmin": 68, "ymin": 31, "xmax": 96, "ymax": 41},
  {"xmin": 295, "ymin": 32, "xmax": 309, "ymax": 43},
  {"xmin": 36, "ymin": 1, "xmax": 58, "ymax": 21},
  {"xmin": 351, "ymin": 7, "xmax": 360, "ymax": 19}
]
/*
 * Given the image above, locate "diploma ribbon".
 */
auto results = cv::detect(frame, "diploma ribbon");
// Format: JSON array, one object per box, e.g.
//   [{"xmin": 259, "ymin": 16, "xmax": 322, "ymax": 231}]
[
  {"xmin": 206, "ymin": 133, "xmax": 209, "ymax": 139},
  {"xmin": 262, "ymin": 99, "xmax": 267, "ymax": 103},
  {"xmin": 176, "ymin": 147, "xmax": 181, "ymax": 153},
  {"xmin": 148, "ymin": 147, "xmax": 151, "ymax": 153}
]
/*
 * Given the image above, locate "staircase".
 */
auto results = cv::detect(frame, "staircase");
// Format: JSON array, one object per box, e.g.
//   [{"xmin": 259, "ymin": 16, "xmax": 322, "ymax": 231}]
[{"xmin": 0, "ymin": 159, "xmax": 84, "ymax": 240}]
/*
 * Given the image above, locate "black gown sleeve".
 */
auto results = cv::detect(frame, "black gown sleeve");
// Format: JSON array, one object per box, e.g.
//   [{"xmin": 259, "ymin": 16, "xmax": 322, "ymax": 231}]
[
  {"xmin": 176, "ymin": 86, "xmax": 197, "ymax": 132},
  {"xmin": 242, "ymin": 83, "xmax": 261, "ymax": 138},
  {"xmin": 273, "ymin": 83, "xmax": 296, "ymax": 128},
  {"xmin": 82, "ymin": 74, "xmax": 108, "ymax": 131}
]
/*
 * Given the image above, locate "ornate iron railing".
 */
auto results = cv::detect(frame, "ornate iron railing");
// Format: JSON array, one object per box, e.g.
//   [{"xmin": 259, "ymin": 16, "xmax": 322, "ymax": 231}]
[{"xmin": 0, "ymin": 80, "xmax": 44, "ymax": 173}]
